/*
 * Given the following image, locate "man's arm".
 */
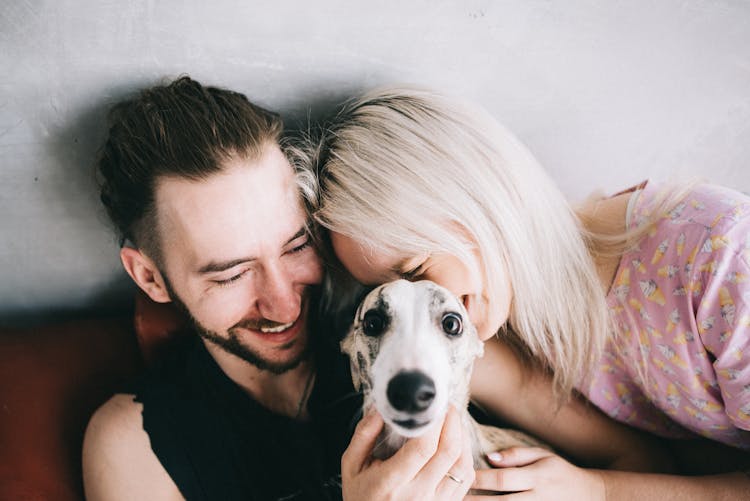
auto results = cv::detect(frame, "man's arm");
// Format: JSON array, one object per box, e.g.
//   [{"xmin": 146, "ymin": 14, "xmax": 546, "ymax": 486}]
[{"xmin": 82, "ymin": 393, "xmax": 184, "ymax": 501}]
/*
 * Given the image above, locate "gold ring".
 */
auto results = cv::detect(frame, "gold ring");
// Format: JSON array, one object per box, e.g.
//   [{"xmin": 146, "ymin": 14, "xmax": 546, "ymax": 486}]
[{"xmin": 445, "ymin": 471, "xmax": 463, "ymax": 485}]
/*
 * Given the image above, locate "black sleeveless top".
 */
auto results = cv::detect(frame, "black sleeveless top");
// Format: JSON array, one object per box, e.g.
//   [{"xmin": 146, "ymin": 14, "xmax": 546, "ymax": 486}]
[{"xmin": 133, "ymin": 334, "xmax": 361, "ymax": 501}]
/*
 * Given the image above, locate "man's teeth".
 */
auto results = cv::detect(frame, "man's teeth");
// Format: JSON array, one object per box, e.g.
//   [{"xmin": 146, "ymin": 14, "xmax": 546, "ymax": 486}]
[{"xmin": 259, "ymin": 321, "xmax": 294, "ymax": 333}]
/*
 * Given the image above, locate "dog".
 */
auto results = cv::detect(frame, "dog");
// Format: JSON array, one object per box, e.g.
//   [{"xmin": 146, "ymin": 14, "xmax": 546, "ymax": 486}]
[{"xmin": 342, "ymin": 279, "xmax": 543, "ymax": 469}]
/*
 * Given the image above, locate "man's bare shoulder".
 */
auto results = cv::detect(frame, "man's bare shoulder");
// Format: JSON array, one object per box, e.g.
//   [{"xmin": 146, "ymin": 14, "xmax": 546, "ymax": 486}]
[{"xmin": 82, "ymin": 393, "xmax": 183, "ymax": 501}]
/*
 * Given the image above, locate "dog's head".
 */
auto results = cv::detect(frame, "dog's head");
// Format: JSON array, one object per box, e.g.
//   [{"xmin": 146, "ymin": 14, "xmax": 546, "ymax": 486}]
[{"xmin": 342, "ymin": 279, "xmax": 484, "ymax": 438}]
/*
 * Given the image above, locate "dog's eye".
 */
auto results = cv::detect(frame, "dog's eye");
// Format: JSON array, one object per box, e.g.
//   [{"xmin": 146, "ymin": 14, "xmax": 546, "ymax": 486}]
[
  {"xmin": 441, "ymin": 313, "xmax": 463, "ymax": 337},
  {"xmin": 362, "ymin": 310, "xmax": 386, "ymax": 337}
]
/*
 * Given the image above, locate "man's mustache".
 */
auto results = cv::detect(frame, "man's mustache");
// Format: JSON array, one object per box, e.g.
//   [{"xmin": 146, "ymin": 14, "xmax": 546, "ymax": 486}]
[{"xmin": 230, "ymin": 286, "xmax": 317, "ymax": 332}]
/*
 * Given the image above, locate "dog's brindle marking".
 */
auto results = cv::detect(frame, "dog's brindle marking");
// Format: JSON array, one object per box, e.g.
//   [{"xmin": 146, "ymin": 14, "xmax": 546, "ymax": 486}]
[{"xmin": 342, "ymin": 279, "xmax": 544, "ymax": 470}]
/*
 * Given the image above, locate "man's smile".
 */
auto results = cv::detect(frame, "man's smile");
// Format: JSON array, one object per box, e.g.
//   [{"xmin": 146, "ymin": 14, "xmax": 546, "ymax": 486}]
[{"xmin": 259, "ymin": 321, "xmax": 294, "ymax": 333}]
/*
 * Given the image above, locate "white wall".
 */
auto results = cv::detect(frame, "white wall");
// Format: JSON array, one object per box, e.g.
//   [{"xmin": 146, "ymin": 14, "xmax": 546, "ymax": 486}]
[{"xmin": 2, "ymin": 0, "xmax": 749, "ymax": 321}]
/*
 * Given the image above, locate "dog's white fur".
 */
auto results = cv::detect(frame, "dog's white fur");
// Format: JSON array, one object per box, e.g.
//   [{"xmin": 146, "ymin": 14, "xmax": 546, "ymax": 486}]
[{"xmin": 342, "ymin": 279, "xmax": 542, "ymax": 468}]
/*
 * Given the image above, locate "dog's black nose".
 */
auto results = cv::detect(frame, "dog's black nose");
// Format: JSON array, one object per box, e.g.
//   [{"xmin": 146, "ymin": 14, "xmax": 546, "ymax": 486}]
[{"xmin": 387, "ymin": 371, "xmax": 436, "ymax": 413}]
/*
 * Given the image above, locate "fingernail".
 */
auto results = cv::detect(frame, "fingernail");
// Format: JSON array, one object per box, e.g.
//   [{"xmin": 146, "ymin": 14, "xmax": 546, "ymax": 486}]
[{"xmin": 487, "ymin": 452, "xmax": 503, "ymax": 462}]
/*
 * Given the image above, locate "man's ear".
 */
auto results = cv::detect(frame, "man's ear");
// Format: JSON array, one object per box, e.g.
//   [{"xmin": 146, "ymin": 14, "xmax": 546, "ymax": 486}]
[{"xmin": 120, "ymin": 247, "xmax": 171, "ymax": 303}]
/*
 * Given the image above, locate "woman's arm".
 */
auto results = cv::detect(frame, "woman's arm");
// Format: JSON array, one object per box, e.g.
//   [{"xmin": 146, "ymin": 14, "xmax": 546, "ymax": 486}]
[
  {"xmin": 470, "ymin": 337, "xmax": 673, "ymax": 471},
  {"xmin": 470, "ymin": 338, "xmax": 750, "ymax": 499},
  {"xmin": 471, "ymin": 450, "xmax": 750, "ymax": 501},
  {"xmin": 596, "ymin": 469, "xmax": 750, "ymax": 501}
]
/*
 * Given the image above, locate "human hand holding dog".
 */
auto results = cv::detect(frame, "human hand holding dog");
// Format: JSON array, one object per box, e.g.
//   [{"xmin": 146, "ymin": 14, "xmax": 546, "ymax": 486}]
[
  {"xmin": 467, "ymin": 447, "xmax": 605, "ymax": 500},
  {"xmin": 341, "ymin": 405, "xmax": 474, "ymax": 501}
]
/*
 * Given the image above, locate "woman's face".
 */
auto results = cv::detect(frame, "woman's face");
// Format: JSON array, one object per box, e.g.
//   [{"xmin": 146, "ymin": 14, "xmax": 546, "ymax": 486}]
[{"xmin": 330, "ymin": 232, "xmax": 512, "ymax": 342}]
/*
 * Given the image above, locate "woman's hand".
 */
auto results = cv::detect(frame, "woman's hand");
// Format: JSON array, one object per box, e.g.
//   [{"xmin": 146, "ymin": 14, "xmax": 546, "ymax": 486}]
[
  {"xmin": 471, "ymin": 446, "xmax": 750, "ymax": 501},
  {"xmin": 468, "ymin": 447, "xmax": 605, "ymax": 501},
  {"xmin": 341, "ymin": 406, "xmax": 475, "ymax": 501}
]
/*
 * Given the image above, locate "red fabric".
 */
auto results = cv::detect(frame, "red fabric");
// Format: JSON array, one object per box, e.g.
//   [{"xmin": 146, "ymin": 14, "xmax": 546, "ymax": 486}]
[
  {"xmin": 0, "ymin": 317, "xmax": 142, "ymax": 501},
  {"xmin": 0, "ymin": 291, "xmax": 190, "ymax": 500},
  {"xmin": 133, "ymin": 290, "xmax": 189, "ymax": 366}
]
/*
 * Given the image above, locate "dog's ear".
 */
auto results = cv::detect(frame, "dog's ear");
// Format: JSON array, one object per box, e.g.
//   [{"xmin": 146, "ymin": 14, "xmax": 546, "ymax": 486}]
[
  {"xmin": 341, "ymin": 334, "xmax": 373, "ymax": 394},
  {"xmin": 340, "ymin": 284, "xmax": 378, "ymax": 394},
  {"xmin": 467, "ymin": 317, "xmax": 484, "ymax": 360},
  {"xmin": 340, "ymin": 333, "xmax": 361, "ymax": 392},
  {"xmin": 318, "ymin": 266, "xmax": 373, "ymax": 343},
  {"xmin": 347, "ymin": 358, "xmax": 362, "ymax": 392},
  {"xmin": 473, "ymin": 336, "xmax": 484, "ymax": 360}
]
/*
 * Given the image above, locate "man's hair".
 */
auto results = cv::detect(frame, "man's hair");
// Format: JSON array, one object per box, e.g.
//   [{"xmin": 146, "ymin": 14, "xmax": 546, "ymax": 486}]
[{"xmin": 97, "ymin": 76, "xmax": 283, "ymax": 260}]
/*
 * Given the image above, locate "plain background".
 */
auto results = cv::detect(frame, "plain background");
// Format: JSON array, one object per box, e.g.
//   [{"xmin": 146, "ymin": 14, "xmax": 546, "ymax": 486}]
[{"xmin": 1, "ymin": 0, "xmax": 749, "ymax": 323}]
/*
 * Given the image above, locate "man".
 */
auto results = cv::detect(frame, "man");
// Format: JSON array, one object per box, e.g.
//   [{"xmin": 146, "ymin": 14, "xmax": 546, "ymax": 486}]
[{"xmin": 82, "ymin": 76, "xmax": 359, "ymax": 500}]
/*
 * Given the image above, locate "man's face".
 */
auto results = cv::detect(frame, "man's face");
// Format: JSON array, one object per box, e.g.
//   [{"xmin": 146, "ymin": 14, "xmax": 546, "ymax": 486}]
[{"xmin": 154, "ymin": 144, "xmax": 323, "ymax": 374}]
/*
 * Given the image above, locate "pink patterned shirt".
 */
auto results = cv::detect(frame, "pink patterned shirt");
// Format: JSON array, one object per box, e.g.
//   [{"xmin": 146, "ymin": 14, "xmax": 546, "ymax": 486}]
[{"xmin": 581, "ymin": 181, "xmax": 750, "ymax": 450}]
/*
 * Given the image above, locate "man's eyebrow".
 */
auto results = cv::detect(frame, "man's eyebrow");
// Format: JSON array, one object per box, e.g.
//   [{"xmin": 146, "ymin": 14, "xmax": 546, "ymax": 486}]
[
  {"xmin": 196, "ymin": 227, "xmax": 308, "ymax": 274},
  {"xmin": 198, "ymin": 257, "xmax": 256, "ymax": 274}
]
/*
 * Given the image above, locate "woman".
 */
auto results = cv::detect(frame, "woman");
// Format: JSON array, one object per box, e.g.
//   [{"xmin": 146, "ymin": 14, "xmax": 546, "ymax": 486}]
[{"xmin": 302, "ymin": 86, "xmax": 750, "ymax": 499}]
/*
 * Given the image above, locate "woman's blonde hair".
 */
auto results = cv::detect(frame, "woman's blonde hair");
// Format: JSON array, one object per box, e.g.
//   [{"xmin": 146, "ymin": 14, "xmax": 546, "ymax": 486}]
[{"xmin": 303, "ymin": 86, "xmax": 610, "ymax": 397}]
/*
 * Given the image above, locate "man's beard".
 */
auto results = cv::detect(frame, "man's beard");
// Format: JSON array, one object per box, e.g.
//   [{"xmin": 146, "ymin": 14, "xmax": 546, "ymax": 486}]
[
  {"xmin": 196, "ymin": 321, "xmax": 308, "ymax": 375},
  {"xmin": 163, "ymin": 276, "xmax": 311, "ymax": 375}
]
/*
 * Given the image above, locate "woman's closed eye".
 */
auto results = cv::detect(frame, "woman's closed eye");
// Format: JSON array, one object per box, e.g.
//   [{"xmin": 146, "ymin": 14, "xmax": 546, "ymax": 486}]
[
  {"xmin": 398, "ymin": 261, "xmax": 426, "ymax": 281},
  {"xmin": 395, "ymin": 254, "xmax": 429, "ymax": 281},
  {"xmin": 400, "ymin": 266, "xmax": 421, "ymax": 280},
  {"xmin": 287, "ymin": 238, "xmax": 312, "ymax": 254}
]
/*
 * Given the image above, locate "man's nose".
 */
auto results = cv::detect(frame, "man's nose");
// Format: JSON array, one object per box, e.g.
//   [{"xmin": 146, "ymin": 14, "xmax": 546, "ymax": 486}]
[{"xmin": 255, "ymin": 261, "xmax": 300, "ymax": 323}]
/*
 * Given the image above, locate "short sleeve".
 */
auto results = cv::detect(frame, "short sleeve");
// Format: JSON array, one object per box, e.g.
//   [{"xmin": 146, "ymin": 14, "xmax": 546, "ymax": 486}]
[{"xmin": 693, "ymin": 209, "xmax": 750, "ymax": 431}]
